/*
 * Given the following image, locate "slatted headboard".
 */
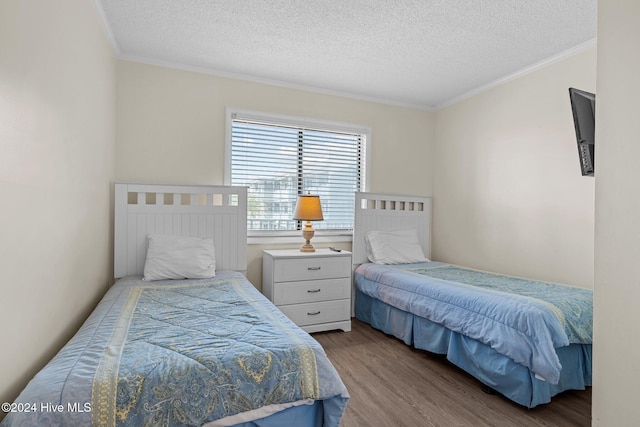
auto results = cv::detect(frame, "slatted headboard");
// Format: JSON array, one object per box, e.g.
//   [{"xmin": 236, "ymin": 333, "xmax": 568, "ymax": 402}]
[
  {"xmin": 353, "ymin": 192, "xmax": 432, "ymax": 266},
  {"xmin": 114, "ymin": 183, "xmax": 247, "ymax": 278}
]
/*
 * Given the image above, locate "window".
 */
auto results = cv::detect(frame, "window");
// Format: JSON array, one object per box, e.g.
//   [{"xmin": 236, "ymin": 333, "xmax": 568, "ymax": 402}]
[{"xmin": 225, "ymin": 108, "xmax": 369, "ymax": 236}]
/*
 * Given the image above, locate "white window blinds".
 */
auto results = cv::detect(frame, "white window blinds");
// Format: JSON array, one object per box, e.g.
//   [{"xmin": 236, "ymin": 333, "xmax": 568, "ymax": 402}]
[{"xmin": 227, "ymin": 110, "xmax": 368, "ymax": 232}]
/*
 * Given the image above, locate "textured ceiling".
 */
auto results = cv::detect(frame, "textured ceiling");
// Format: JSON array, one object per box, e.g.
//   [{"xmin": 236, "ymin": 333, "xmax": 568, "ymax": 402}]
[{"xmin": 96, "ymin": 0, "xmax": 597, "ymax": 110}]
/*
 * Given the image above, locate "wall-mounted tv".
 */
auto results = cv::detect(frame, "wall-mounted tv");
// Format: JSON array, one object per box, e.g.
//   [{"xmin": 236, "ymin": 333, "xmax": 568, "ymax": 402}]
[{"xmin": 569, "ymin": 87, "xmax": 596, "ymax": 177}]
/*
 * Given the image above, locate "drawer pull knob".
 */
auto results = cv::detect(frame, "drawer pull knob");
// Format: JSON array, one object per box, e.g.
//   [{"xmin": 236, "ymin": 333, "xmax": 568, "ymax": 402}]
[
  {"xmin": 307, "ymin": 311, "xmax": 321, "ymax": 316},
  {"xmin": 307, "ymin": 267, "xmax": 321, "ymax": 271},
  {"xmin": 307, "ymin": 289, "xmax": 321, "ymax": 293}
]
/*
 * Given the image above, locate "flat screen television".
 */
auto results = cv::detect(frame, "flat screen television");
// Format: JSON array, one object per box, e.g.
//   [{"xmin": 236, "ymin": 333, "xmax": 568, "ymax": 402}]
[{"xmin": 569, "ymin": 87, "xmax": 596, "ymax": 176}]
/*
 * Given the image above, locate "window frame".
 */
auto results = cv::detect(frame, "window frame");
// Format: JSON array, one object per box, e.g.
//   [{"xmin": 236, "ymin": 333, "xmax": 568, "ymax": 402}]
[{"xmin": 224, "ymin": 107, "xmax": 371, "ymax": 244}]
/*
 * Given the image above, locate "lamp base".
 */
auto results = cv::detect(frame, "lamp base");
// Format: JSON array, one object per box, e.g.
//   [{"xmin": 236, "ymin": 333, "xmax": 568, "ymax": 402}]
[
  {"xmin": 300, "ymin": 221, "xmax": 316, "ymax": 252},
  {"xmin": 299, "ymin": 243, "xmax": 316, "ymax": 252}
]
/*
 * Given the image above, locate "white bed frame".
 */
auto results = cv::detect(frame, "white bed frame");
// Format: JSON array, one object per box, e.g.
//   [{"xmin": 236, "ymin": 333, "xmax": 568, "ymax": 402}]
[
  {"xmin": 114, "ymin": 183, "xmax": 247, "ymax": 278},
  {"xmin": 353, "ymin": 192, "xmax": 432, "ymax": 267}
]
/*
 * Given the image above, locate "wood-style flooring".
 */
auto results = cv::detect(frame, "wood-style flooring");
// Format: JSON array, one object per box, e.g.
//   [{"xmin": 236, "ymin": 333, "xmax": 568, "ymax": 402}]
[{"xmin": 313, "ymin": 319, "xmax": 591, "ymax": 427}]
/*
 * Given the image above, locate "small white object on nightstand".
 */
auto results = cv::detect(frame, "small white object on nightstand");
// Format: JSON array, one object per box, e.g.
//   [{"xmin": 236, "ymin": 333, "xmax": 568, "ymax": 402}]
[{"xmin": 262, "ymin": 248, "xmax": 352, "ymax": 333}]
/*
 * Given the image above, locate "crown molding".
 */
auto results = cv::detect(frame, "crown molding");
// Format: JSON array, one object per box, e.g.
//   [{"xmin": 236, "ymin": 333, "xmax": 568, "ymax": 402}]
[
  {"xmin": 434, "ymin": 38, "xmax": 597, "ymax": 110},
  {"xmin": 117, "ymin": 54, "xmax": 436, "ymax": 112}
]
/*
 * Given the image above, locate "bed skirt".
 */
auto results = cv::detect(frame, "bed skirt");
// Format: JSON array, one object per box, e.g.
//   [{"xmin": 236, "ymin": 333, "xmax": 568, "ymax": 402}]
[{"xmin": 355, "ymin": 289, "xmax": 591, "ymax": 408}]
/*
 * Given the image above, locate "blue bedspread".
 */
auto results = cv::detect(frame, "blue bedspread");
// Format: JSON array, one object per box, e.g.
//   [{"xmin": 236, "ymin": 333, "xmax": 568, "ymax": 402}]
[
  {"xmin": 2, "ymin": 272, "xmax": 348, "ymax": 427},
  {"xmin": 355, "ymin": 262, "xmax": 593, "ymax": 385}
]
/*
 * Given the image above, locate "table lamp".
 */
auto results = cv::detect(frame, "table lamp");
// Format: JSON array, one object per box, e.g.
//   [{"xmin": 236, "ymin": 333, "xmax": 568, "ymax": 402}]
[{"xmin": 293, "ymin": 193, "xmax": 324, "ymax": 252}]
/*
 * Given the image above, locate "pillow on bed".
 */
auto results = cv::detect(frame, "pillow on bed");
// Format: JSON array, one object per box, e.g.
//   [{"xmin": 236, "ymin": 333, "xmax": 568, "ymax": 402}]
[
  {"xmin": 143, "ymin": 234, "xmax": 216, "ymax": 281},
  {"xmin": 365, "ymin": 229, "xmax": 429, "ymax": 264}
]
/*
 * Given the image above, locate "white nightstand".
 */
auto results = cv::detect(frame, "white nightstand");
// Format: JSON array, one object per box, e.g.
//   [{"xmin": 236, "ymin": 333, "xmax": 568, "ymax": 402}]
[{"xmin": 262, "ymin": 248, "xmax": 352, "ymax": 333}]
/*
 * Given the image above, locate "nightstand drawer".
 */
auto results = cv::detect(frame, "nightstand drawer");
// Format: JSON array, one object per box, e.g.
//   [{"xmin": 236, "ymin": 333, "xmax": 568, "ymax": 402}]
[
  {"xmin": 278, "ymin": 299, "xmax": 350, "ymax": 327},
  {"xmin": 273, "ymin": 256, "xmax": 350, "ymax": 282},
  {"xmin": 273, "ymin": 278, "xmax": 350, "ymax": 305}
]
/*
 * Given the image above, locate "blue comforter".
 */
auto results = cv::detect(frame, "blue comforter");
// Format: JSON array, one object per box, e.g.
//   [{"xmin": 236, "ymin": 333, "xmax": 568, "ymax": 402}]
[
  {"xmin": 2, "ymin": 272, "xmax": 348, "ymax": 427},
  {"xmin": 355, "ymin": 262, "xmax": 593, "ymax": 385}
]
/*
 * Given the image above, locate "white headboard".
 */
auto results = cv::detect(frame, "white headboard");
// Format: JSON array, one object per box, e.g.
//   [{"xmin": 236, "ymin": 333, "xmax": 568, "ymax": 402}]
[
  {"xmin": 353, "ymin": 192, "xmax": 432, "ymax": 266},
  {"xmin": 114, "ymin": 183, "xmax": 247, "ymax": 278}
]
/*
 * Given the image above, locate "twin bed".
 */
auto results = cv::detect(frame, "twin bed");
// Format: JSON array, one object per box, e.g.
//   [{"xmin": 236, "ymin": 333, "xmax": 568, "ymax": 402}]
[
  {"xmin": 2, "ymin": 184, "xmax": 348, "ymax": 427},
  {"xmin": 352, "ymin": 192, "xmax": 592, "ymax": 408}
]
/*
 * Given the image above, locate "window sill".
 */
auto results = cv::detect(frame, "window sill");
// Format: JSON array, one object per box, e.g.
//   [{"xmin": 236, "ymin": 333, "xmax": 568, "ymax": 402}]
[{"xmin": 247, "ymin": 231, "xmax": 353, "ymax": 245}]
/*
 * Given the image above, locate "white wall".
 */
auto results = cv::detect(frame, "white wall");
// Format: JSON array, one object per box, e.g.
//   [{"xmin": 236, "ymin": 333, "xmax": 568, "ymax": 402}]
[
  {"xmin": 593, "ymin": 1, "xmax": 640, "ymax": 424},
  {"xmin": 433, "ymin": 48, "xmax": 597, "ymax": 288},
  {"xmin": 0, "ymin": 0, "xmax": 116, "ymax": 410},
  {"xmin": 115, "ymin": 60, "xmax": 434, "ymax": 286}
]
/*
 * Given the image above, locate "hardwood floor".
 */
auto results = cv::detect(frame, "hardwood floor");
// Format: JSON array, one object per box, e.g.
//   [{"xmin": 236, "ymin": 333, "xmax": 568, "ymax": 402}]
[{"xmin": 313, "ymin": 319, "xmax": 591, "ymax": 427}]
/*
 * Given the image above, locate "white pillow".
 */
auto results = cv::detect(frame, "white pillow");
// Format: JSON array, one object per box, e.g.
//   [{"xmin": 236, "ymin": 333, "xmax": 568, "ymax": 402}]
[
  {"xmin": 143, "ymin": 234, "xmax": 216, "ymax": 281},
  {"xmin": 365, "ymin": 229, "xmax": 429, "ymax": 265}
]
